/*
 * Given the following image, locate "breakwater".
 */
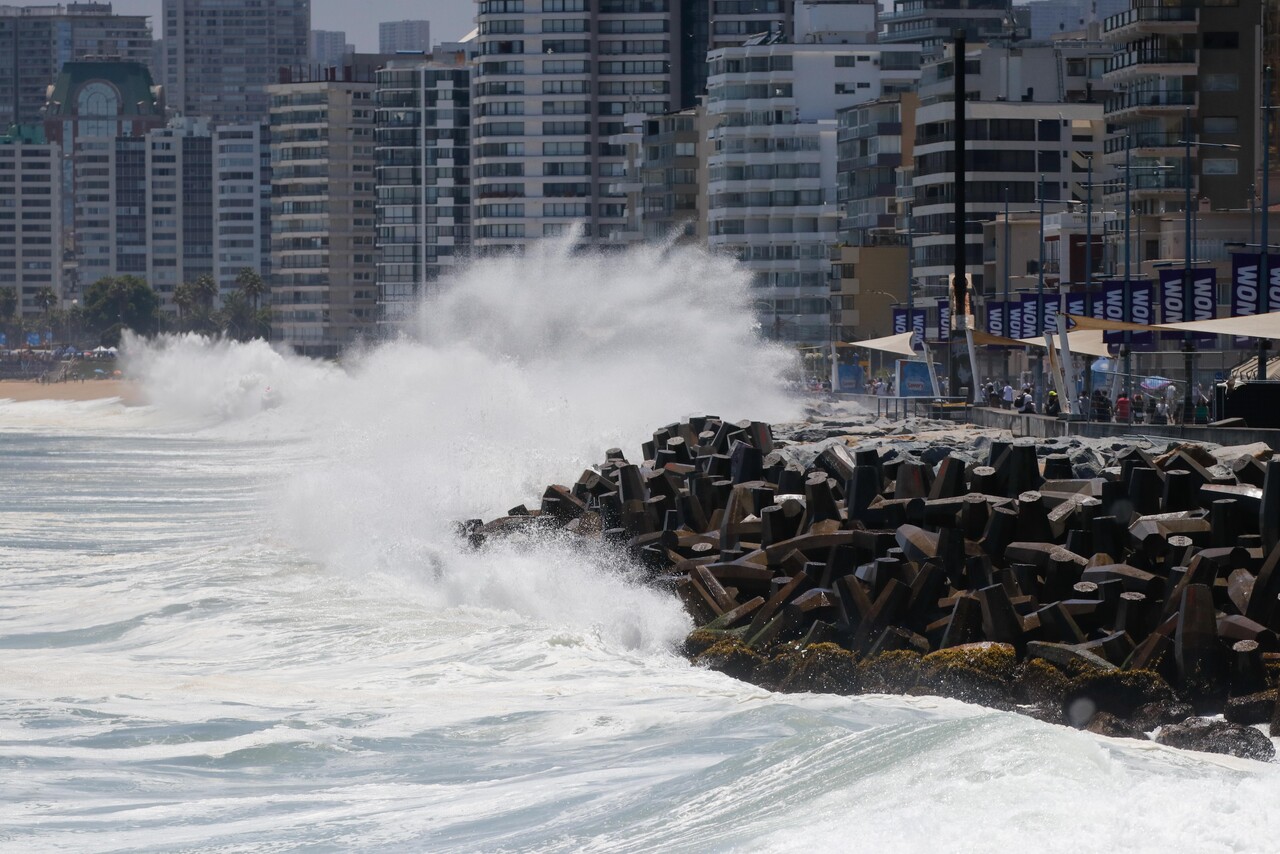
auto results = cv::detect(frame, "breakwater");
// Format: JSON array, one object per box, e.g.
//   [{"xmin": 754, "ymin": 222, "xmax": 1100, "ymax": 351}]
[{"xmin": 471, "ymin": 412, "xmax": 1280, "ymax": 761}]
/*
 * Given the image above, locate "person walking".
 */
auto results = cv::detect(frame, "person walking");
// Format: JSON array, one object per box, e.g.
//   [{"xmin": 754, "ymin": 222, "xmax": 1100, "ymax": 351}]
[
  {"xmin": 1002, "ymin": 382, "xmax": 1014, "ymax": 410},
  {"xmin": 1115, "ymin": 392, "xmax": 1131, "ymax": 424}
]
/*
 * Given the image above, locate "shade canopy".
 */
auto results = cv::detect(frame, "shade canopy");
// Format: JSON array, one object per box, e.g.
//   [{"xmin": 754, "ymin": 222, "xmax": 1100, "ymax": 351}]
[
  {"xmin": 834, "ymin": 330, "xmax": 919, "ymax": 357},
  {"xmin": 1063, "ymin": 311, "xmax": 1280, "ymax": 342}
]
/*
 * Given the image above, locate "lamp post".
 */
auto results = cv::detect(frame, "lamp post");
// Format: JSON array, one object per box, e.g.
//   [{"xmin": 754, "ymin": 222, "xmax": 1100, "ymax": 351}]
[
  {"xmin": 1178, "ymin": 111, "xmax": 1241, "ymax": 421},
  {"xmin": 1261, "ymin": 66, "xmax": 1272, "ymax": 382}
]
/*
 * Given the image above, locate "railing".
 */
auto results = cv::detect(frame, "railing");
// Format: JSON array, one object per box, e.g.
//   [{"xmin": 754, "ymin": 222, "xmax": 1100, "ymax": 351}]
[
  {"xmin": 1106, "ymin": 48, "xmax": 1197, "ymax": 74},
  {"xmin": 839, "ymin": 393, "xmax": 973, "ymax": 421},
  {"xmin": 1104, "ymin": 131, "xmax": 1187, "ymax": 153},
  {"xmin": 1105, "ymin": 90, "xmax": 1196, "ymax": 114},
  {"xmin": 1104, "ymin": 4, "xmax": 1197, "ymax": 32}
]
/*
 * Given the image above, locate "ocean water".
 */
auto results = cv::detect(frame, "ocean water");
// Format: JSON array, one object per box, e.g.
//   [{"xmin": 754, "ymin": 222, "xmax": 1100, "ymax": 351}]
[{"xmin": 3, "ymin": 241, "xmax": 1279, "ymax": 853}]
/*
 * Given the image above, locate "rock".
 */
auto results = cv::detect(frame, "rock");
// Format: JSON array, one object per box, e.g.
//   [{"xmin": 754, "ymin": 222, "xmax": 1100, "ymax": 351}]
[
  {"xmin": 919, "ymin": 643, "xmax": 1017, "ymax": 708},
  {"xmin": 770, "ymin": 642, "xmax": 861, "ymax": 695},
  {"xmin": 1062, "ymin": 669, "xmax": 1176, "ymax": 728},
  {"xmin": 857, "ymin": 650, "xmax": 923, "ymax": 694},
  {"xmin": 1224, "ymin": 690, "xmax": 1277, "ymax": 726},
  {"xmin": 1130, "ymin": 701, "xmax": 1195, "ymax": 732},
  {"xmin": 1012, "ymin": 658, "xmax": 1071, "ymax": 708},
  {"xmin": 684, "ymin": 627, "xmax": 731, "ymax": 658},
  {"xmin": 694, "ymin": 637, "xmax": 765, "ymax": 682},
  {"xmin": 1155, "ymin": 717, "xmax": 1276, "ymax": 762},
  {"xmin": 1085, "ymin": 712, "xmax": 1148, "ymax": 740}
]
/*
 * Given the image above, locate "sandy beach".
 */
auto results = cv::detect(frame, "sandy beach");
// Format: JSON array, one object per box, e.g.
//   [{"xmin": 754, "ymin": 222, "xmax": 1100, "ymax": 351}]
[{"xmin": 0, "ymin": 379, "xmax": 142, "ymax": 404}]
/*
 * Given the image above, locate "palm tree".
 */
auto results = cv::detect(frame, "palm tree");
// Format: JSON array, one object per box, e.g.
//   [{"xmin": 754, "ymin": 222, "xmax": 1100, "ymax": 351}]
[
  {"xmin": 173, "ymin": 282, "xmax": 196, "ymax": 326},
  {"xmin": 0, "ymin": 286, "xmax": 16, "ymax": 347},
  {"xmin": 34, "ymin": 286, "xmax": 58, "ymax": 318},
  {"xmin": 193, "ymin": 274, "xmax": 219, "ymax": 311},
  {"xmin": 234, "ymin": 268, "xmax": 266, "ymax": 312}
]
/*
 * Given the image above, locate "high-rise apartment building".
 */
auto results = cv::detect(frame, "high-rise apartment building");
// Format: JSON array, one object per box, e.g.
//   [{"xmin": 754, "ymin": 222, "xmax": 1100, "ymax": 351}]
[
  {"xmin": 0, "ymin": 3, "xmax": 153, "ymax": 128},
  {"xmin": 162, "ymin": 0, "xmax": 310, "ymax": 125},
  {"xmin": 374, "ymin": 49, "xmax": 472, "ymax": 323},
  {"xmin": 72, "ymin": 117, "xmax": 216, "ymax": 308},
  {"xmin": 0, "ymin": 125, "xmax": 63, "ymax": 316},
  {"xmin": 310, "ymin": 29, "xmax": 351, "ymax": 68},
  {"xmin": 142, "ymin": 118, "xmax": 213, "ymax": 301},
  {"xmin": 880, "ymin": 0, "xmax": 1013, "ymax": 52},
  {"xmin": 44, "ymin": 60, "xmax": 166, "ymax": 297},
  {"xmin": 380, "ymin": 19, "xmax": 431, "ymax": 54},
  {"xmin": 706, "ymin": 1, "xmax": 922, "ymax": 347},
  {"xmin": 213, "ymin": 123, "xmax": 271, "ymax": 298},
  {"xmin": 268, "ymin": 60, "xmax": 381, "ymax": 357},
  {"xmin": 1025, "ymin": 0, "xmax": 1127, "ymax": 40},
  {"xmin": 1101, "ymin": 0, "xmax": 1260, "ymax": 219},
  {"xmin": 471, "ymin": 0, "xmax": 688, "ymax": 252}
]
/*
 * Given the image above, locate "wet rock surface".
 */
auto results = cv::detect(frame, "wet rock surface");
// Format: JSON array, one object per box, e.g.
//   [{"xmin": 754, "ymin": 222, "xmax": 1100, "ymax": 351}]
[{"xmin": 474, "ymin": 411, "xmax": 1280, "ymax": 761}]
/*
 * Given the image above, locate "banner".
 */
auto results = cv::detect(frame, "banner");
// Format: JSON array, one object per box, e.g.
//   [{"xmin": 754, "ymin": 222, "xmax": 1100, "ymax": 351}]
[
  {"xmin": 986, "ymin": 300, "xmax": 1006, "ymax": 339},
  {"xmin": 1018, "ymin": 293, "xmax": 1041, "ymax": 340},
  {"xmin": 26, "ymin": 332, "xmax": 40, "ymax": 347},
  {"xmin": 892, "ymin": 307, "xmax": 907, "ymax": 335},
  {"xmin": 1160, "ymin": 268, "xmax": 1217, "ymax": 344},
  {"xmin": 1062, "ymin": 291, "xmax": 1090, "ymax": 329},
  {"xmin": 910, "ymin": 308, "xmax": 926, "ymax": 351},
  {"xmin": 0, "ymin": 332, "xmax": 6, "ymax": 347},
  {"xmin": 1042, "ymin": 296, "xmax": 1062, "ymax": 336},
  {"xmin": 896, "ymin": 359, "xmax": 936, "ymax": 397},
  {"xmin": 936, "ymin": 299, "xmax": 950, "ymax": 343},
  {"xmin": 1231, "ymin": 253, "xmax": 1280, "ymax": 346},
  {"xmin": 1102, "ymin": 279, "xmax": 1155, "ymax": 350}
]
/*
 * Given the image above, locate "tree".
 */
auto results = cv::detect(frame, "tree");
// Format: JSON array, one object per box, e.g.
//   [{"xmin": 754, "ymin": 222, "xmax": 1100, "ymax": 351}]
[
  {"xmin": 0, "ymin": 286, "xmax": 16, "ymax": 348},
  {"xmin": 34, "ymin": 286, "xmax": 58, "ymax": 326},
  {"xmin": 193, "ymin": 274, "xmax": 219, "ymax": 311},
  {"xmin": 0, "ymin": 287, "xmax": 16, "ymax": 324},
  {"xmin": 218, "ymin": 291, "xmax": 271, "ymax": 342},
  {"xmin": 234, "ymin": 268, "xmax": 266, "ymax": 312},
  {"xmin": 82, "ymin": 275, "xmax": 161, "ymax": 345},
  {"xmin": 173, "ymin": 282, "xmax": 196, "ymax": 323}
]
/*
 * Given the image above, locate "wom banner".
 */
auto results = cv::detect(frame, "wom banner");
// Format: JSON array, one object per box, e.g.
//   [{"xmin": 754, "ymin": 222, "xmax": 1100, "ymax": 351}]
[
  {"xmin": 1159, "ymin": 268, "xmax": 1217, "ymax": 343},
  {"xmin": 1101, "ymin": 279, "xmax": 1155, "ymax": 351},
  {"xmin": 891, "ymin": 307, "xmax": 926, "ymax": 351},
  {"xmin": 1231, "ymin": 253, "xmax": 1280, "ymax": 346},
  {"xmin": 892, "ymin": 306, "xmax": 908, "ymax": 335},
  {"xmin": 1062, "ymin": 291, "xmax": 1090, "ymax": 328},
  {"xmin": 986, "ymin": 300, "xmax": 1007, "ymax": 339},
  {"xmin": 936, "ymin": 299, "xmax": 950, "ymax": 343}
]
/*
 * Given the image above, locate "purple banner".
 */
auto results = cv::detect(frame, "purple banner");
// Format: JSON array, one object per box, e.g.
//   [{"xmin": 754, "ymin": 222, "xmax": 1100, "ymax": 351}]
[
  {"xmin": 1160, "ymin": 268, "xmax": 1217, "ymax": 344},
  {"xmin": 986, "ymin": 300, "xmax": 1006, "ymax": 338},
  {"xmin": 1231, "ymin": 253, "xmax": 1280, "ymax": 346},
  {"xmin": 1102, "ymin": 279, "xmax": 1155, "ymax": 351},
  {"xmin": 892, "ymin": 307, "xmax": 908, "ymax": 335},
  {"xmin": 1062, "ymin": 290, "xmax": 1090, "ymax": 329},
  {"xmin": 936, "ymin": 299, "xmax": 950, "ymax": 343}
]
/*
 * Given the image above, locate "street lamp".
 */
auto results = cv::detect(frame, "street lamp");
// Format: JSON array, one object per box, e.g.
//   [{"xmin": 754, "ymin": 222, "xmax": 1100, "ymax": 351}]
[{"xmin": 1178, "ymin": 110, "xmax": 1241, "ymax": 421}]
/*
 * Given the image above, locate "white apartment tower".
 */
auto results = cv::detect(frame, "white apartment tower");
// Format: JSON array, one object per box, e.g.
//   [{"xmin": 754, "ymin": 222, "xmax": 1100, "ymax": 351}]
[
  {"xmin": 706, "ymin": 1, "xmax": 921, "ymax": 347},
  {"xmin": 0, "ymin": 128, "xmax": 63, "ymax": 316},
  {"xmin": 374, "ymin": 51, "xmax": 472, "ymax": 322},
  {"xmin": 310, "ymin": 30, "xmax": 350, "ymax": 68},
  {"xmin": 267, "ymin": 63, "xmax": 379, "ymax": 357},
  {"xmin": 470, "ymin": 0, "xmax": 682, "ymax": 251},
  {"xmin": 213, "ymin": 123, "xmax": 271, "ymax": 299},
  {"xmin": 162, "ymin": 0, "xmax": 311, "ymax": 125},
  {"xmin": 380, "ymin": 20, "xmax": 432, "ymax": 54}
]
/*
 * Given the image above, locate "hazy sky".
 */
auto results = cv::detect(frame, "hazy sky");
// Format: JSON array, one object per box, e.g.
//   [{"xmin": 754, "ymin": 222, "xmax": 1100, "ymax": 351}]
[{"xmin": 109, "ymin": 1, "xmax": 477, "ymax": 50}]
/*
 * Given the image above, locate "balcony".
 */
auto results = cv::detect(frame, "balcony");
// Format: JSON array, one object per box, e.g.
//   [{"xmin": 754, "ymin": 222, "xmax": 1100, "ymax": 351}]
[
  {"xmin": 1104, "ymin": 48, "xmax": 1197, "ymax": 84},
  {"xmin": 1103, "ymin": 131, "xmax": 1188, "ymax": 156},
  {"xmin": 1103, "ymin": 5, "xmax": 1197, "ymax": 39},
  {"xmin": 1105, "ymin": 89, "xmax": 1196, "ymax": 120}
]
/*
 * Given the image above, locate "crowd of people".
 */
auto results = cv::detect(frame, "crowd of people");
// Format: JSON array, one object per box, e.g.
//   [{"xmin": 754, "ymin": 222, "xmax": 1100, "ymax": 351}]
[{"xmin": 981, "ymin": 375, "xmax": 1215, "ymax": 424}]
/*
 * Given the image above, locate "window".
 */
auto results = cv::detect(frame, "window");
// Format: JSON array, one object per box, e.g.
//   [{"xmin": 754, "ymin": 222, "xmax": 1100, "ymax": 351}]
[
  {"xmin": 1204, "ymin": 116, "xmax": 1238, "ymax": 134},
  {"xmin": 544, "ymin": 0, "xmax": 588, "ymax": 9},
  {"xmin": 1203, "ymin": 158, "xmax": 1238, "ymax": 175},
  {"xmin": 1202, "ymin": 31, "xmax": 1239, "ymax": 50},
  {"xmin": 1202, "ymin": 74, "xmax": 1239, "ymax": 92}
]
